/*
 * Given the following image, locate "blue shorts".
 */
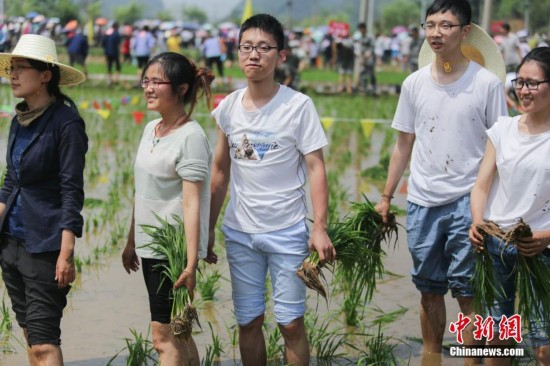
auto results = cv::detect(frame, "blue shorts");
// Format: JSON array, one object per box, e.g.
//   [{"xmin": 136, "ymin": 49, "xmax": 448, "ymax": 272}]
[
  {"xmin": 487, "ymin": 237, "xmax": 550, "ymax": 348},
  {"xmin": 406, "ymin": 195, "xmax": 474, "ymax": 297},
  {"xmin": 222, "ymin": 220, "xmax": 309, "ymax": 326}
]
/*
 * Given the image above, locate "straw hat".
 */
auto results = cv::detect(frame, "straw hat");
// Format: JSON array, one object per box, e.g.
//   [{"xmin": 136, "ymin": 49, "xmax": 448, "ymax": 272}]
[
  {"xmin": 418, "ymin": 23, "xmax": 506, "ymax": 84},
  {"xmin": 0, "ymin": 34, "xmax": 86, "ymax": 86}
]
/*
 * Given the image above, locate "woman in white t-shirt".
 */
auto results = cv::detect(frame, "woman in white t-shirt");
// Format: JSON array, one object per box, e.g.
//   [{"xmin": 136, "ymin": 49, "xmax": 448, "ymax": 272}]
[
  {"xmin": 470, "ymin": 47, "xmax": 550, "ymax": 365},
  {"xmin": 121, "ymin": 52, "xmax": 215, "ymax": 366}
]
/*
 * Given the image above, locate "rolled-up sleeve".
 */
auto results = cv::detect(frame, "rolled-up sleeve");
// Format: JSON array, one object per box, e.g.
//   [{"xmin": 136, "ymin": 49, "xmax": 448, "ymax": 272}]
[
  {"xmin": 58, "ymin": 118, "xmax": 88, "ymax": 237},
  {"xmin": 176, "ymin": 131, "xmax": 210, "ymax": 182}
]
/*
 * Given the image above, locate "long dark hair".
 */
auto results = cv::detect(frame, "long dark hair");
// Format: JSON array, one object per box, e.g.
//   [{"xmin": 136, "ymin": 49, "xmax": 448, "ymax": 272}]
[
  {"xmin": 141, "ymin": 52, "xmax": 215, "ymax": 118},
  {"xmin": 517, "ymin": 47, "xmax": 550, "ymax": 80},
  {"xmin": 27, "ymin": 58, "xmax": 79, "ymax": 113}
]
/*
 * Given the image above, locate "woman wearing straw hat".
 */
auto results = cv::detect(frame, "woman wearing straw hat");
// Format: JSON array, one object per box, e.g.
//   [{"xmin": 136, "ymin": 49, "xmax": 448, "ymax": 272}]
[
  {"xmin": 375, "ymin": 0, "xmax": 508, "ymax": 364},
  {"xmin": 0, "ymin": 34, "xmax": 87, "ymax": 365}
]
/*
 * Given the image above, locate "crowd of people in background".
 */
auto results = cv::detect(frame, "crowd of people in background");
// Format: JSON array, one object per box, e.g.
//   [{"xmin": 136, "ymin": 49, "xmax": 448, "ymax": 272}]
[{"xmin": 0, "ymin": 14, "xmax": 549, "ymax": 95}]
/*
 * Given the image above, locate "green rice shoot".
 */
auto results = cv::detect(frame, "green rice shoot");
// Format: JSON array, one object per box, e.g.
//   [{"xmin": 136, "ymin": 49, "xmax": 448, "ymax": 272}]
[
  {"xmin": 475, "ymin": 219, "xmax": 550, "ymax": 338},
  {"xmin": 296, "ymin": 194, "xmax": 399, "ymax": 302},
  {"xmin": 140, "ymin": 213, "xmax": 200, "ymax": 340}
]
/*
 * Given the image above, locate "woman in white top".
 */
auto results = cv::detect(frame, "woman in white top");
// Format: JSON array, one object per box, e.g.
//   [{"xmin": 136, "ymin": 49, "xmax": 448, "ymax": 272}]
[
  {"xmin": 470, "ymin": 47, "xmax": 550, "ymax": 365},
  {"xmin": 122, "ymin": 52, "xmax": 215, "ymax": 365}
]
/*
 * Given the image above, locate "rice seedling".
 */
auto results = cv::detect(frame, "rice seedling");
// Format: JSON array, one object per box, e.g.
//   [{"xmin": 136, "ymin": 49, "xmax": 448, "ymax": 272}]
[
  {"xmin": 203, "ymin": 322, "xmax": 224, "ymax": 365},
  {"xmin": 0, "ymin": 166, "xmax": 6, "ymax": 187},
  {"xmin": 352, "ymin": 324, "xmax": 400, "ymax": 366},
  {"xmin": 475, "ymin": 219, "xmax": 550, "ymax": 337},
  {"xmin": 341, "ymin": 282, "xmax": 365, "ymax": 327},
  {"xmin": 74, "ymin": 256, "xmax": 83, "ymax": 273},
  {"xmin": 361, "ymin": 152, "xmax": 390, "ymax": 182},
  {"xmin": 0, "ymin": 296, "xmax": 11, "ymax": 335},
  {"xmin": 297, "ymin": 194, "xmax": 399, "ymax": 302},
  {"xmin": 197, "ymin": 267, "xmax": 222, "ymax": 302},
  {"xmin": 471, "ymin": 226, "xmax": 504, "ymax": 316},
  {"xmin": 370, "ymin": 305, "xmax": 408, "ymax": 327},
  {"xmin": 110, "ymin": 220, "xmax": 128, "ymax": 246},
  {"xmin": 305, "ymin": 312, "xmax": 348, "ymax": 361},
  {"xmin": 223, "ymin": 320, "xmax": 239, "ymax": 348},
  {"xmin": 264, "ymin": 323, "xmax": 284, "ymax": 361},
  {"xmin": 107, "ymin": 327, "xmax": 156, "ymax": 366},
  {"xmin": 141, "ymin": 213, "xmax": 201, "ymax": 340}
]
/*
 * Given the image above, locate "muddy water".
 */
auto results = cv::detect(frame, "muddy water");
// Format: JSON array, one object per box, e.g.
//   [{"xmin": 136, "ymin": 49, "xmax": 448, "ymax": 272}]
[{"xmin": 0, "ymin": 212, "xmax": 470, "ymax": 366}]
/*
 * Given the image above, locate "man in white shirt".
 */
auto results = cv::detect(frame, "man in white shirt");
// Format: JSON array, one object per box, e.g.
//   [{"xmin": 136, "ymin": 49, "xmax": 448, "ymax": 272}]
[{"xmin": 376, "ymin": 0, "xmax": 507, "ymax": 363}]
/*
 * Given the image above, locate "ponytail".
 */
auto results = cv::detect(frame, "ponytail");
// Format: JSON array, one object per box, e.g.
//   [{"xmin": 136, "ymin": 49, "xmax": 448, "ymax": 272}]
[{"xmin": 143, "ymin": 52, "xmax": 215, "ymax": 119}]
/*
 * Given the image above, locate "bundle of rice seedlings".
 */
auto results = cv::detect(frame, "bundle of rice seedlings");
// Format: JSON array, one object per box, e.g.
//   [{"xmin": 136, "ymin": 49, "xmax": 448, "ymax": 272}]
[
  {"xmin": 507, "ymin": 220, "xmax": 550, "ymax": 338},
  {"xmin": 475, "ymin": 219, "xmax": 550, "ymax": 337},
  {"xmin": 140, "ymin": 214, "xmax": 201, "ymax": 341},
  {"xmin": 296, "ymin": 194, "xmax": 399, "ymax": 302},
  {"xmin": 471, "ymin": 222, "xmax": 505, "ymax": 316}
]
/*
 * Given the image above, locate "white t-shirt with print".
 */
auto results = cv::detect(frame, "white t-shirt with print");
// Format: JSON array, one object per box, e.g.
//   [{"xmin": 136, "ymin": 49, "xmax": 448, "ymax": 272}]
[
  {"xmin": 134, "ymin": 119, "xmax": 212, "ymax": 259},
  {"xmin": 392, "ymin": 61, "xmax": 507, "ymax": 207},
  {"xmin": 212, "ymin": 85, "xmax": 328, "ymax": 233},
  {"xmin": 486, "ymin": 116, "xmax": 550, "ymax": 231}
]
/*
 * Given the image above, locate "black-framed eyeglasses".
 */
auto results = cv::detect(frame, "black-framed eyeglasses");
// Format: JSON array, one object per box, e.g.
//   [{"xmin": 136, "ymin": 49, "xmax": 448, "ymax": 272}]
[
  {"xmin": 421, "ymin": 22, "xmax": 464, "ymax": 32},
  {"xmin": 4, "ymin": 65, "xmax": 35, "ymax": 75},
  {"xmin": 238, "ymin": 44, "xmax": 278, "ymax": 54},
  {"xmin": 511, "ymin": 78, "xmax": 550, "ymax": 90},
  {"xmin": 141, "ymin": 80, "xmax": 172, "ymax": 89}
]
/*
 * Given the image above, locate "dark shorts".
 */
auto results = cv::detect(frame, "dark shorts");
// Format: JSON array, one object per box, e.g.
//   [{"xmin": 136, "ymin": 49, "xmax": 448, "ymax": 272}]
[
  {"xmin": 141, "ymin": 257, "xmax": 172, "ymax": 324},
  {"xmin": 106, "ymin": 55, "xmax": 121, "ymax": 73},
  {"xmin": 68, "ymin": 52, "xmax": 86, "ymax": 66},
  {"xmin": 205, "ymin": 56, "xmax": 224, "ymax": 77},
  {"xmin": 136, "ymin": 55, "xmax": 150, "ymax": 69},
  {"xmin": 0, "ymin": 234, "xmax": 70, "ymax": 346}
]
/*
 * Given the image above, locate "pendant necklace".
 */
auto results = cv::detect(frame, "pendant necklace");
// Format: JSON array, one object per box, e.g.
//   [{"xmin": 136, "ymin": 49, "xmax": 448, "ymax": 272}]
[
  {"xmin": 435, "ymin": 58, "xmax": 468, "ymax": 73},
  {"xmin": 150, "ymin": 113, "xmax": 187, "ymax": 152}
]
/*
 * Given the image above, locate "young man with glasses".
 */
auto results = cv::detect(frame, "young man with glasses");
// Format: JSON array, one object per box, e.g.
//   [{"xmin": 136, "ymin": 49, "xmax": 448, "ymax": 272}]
[
  {"xmin": 209, "ymin": 13, "xmax": 334, "ymax": 366},
  {"xmin": 375, "ymin": 0, "xmax": 507, "ymax": 364}
]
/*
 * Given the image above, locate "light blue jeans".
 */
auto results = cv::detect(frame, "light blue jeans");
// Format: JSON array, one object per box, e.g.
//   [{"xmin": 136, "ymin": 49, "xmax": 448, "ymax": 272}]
[
  {"xmin": 222, "ymin": 220, "xmax": 309, "ymax": 326},
  {"xmin": 406, "ymin": 195, "xmax": 474, "ymax": 297}
]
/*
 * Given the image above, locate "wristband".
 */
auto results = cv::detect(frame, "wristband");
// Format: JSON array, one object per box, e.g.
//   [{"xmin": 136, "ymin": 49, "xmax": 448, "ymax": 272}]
[{"xmin": 381, "ymin": 194, "xmax": 394, "ymax": 199}]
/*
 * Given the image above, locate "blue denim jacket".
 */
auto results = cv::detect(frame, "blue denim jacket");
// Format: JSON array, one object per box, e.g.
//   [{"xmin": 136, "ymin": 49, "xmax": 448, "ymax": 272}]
[{"xmin": 0, "ymin": 100, "xmax": 88, "ymax": 253}]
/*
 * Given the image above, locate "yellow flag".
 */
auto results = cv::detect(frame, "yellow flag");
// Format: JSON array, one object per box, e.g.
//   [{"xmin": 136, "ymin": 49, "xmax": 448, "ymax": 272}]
[
  {"xmin": 241, "ymin": 0, "xmax": 253, "ymax": 24},
  {"xmin": 97, "ymin": 109, "xmax": 110, "ymax": 119},
  {"xmin": 79, "ymin": 101, "xmax": 89, "ymax": 110},
  {"xmin": 87, "ymin": 20, "xmax": 94, "ymax": 46},
  {"xmin": 360, "ymin": 119, "xmax": 375, "ymax": 138},
  {"xmin": 320, "ymin": 117, "xmax": 335, "ymax": 131},
  {"xmin": 131, "ymin": 95, "xmax": 141, "ymax": 105}
]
